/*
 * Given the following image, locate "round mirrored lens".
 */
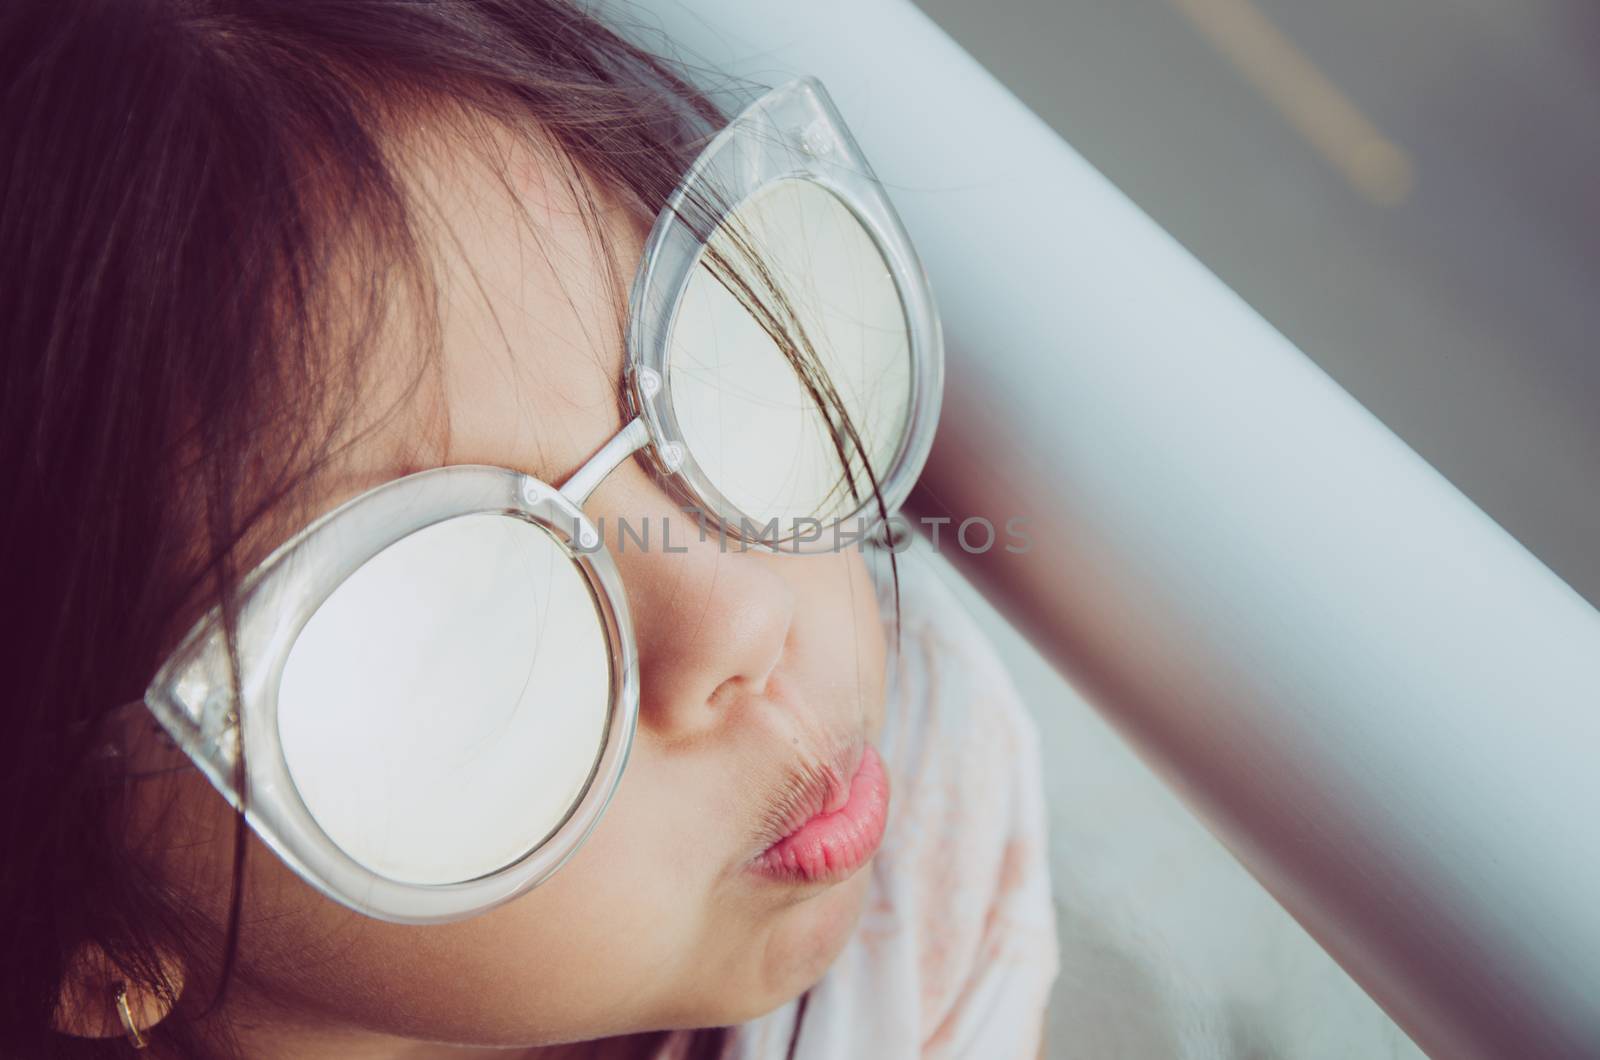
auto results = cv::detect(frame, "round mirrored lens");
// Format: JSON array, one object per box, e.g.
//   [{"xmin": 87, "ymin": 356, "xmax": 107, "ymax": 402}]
[
  {"xmin": 277, "ymin": 513, "xmax": 611, "ymax": 886},
  {"xmin": 666, "ymin": 177, "xmax": 912, "ymax": 538}
]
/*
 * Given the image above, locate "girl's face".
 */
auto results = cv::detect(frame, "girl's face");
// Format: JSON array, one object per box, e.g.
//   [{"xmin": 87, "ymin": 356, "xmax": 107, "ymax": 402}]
[{"xmin": 139, "ymin": 122, "xmax": 891, "ymax": 1054}]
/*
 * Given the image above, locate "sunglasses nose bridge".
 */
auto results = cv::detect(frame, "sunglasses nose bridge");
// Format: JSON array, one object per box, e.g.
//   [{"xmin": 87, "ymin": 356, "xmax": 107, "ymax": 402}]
[{"xmin": 557, "ymin": 416, "xmax": 652, "ymax": 507}]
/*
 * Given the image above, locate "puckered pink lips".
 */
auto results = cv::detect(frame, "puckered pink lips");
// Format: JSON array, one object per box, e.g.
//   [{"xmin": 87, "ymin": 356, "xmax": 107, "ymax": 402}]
[{"xmin": 750, "ymin": 744, "xmax": 890, "ymax": 886}]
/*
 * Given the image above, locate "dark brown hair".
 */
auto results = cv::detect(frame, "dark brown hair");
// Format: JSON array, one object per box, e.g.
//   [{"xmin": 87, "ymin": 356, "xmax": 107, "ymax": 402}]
[{"xmin": 1, "ymin": 0, "xmax": 899, "ymax": 1056}]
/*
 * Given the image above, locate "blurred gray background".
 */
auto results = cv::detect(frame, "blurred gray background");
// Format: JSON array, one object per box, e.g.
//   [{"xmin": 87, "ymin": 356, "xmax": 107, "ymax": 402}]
[
  {"xmin": 904, "ymin": 1, "xmax": 1598, "ymax": 1056},
  {"xmin": 914, "ymin": 0, "xmax": 1600, "ymax": 611}
]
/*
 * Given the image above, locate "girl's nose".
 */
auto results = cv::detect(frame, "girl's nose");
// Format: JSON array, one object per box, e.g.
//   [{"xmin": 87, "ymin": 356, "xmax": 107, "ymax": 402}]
[{"xmin": 588, "ymin": 467, "xmax": 797, "ymax": 742}]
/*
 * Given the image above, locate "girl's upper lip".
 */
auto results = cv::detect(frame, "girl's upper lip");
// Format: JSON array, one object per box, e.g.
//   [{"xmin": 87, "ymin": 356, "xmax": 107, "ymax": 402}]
[
  {"xmin": 751, "ymin": 743, "xmax": 889, "ymax": 884},
  {"xmin": 821, "ymin": 741, "xmax": 865, "ymax": 814},
  {"xmin": 754, "ymin": 738, "xmax": 866, "ymax": 855}
]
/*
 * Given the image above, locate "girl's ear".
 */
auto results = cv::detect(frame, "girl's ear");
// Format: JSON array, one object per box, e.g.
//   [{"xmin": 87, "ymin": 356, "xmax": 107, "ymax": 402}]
[{"xmin": 51, "ymin": 941, "xmax": 185, "ymax": 1047}]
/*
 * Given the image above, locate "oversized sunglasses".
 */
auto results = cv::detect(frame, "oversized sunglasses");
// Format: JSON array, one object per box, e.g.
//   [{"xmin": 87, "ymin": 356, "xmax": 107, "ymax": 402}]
[{"xmin": 112, "ymin": 77, "xmax": 943, "ymax": 923}]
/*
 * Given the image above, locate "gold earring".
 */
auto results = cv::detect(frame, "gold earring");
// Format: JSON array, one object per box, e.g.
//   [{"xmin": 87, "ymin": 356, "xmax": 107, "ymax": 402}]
[{"xmin": 113, "ymin": 984, "xmax": 148, "ymax": 1050}]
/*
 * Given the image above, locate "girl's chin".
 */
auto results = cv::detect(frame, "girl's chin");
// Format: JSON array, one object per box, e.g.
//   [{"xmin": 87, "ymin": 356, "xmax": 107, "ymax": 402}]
[{"xmin": 729, "ymin": 865, "xmax": 874, "ymax": 1022}]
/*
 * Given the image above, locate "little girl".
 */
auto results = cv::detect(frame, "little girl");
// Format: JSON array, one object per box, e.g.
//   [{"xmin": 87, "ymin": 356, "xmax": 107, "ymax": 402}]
[{"xmin": 0, "ymin": 2, "xmax": 1058, "ymax": 1056}]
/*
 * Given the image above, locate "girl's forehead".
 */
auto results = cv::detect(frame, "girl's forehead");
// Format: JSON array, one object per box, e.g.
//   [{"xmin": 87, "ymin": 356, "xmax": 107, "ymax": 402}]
[{"xmin": 338, "ymin": 117, "xmax": 648, "ymax": 496}]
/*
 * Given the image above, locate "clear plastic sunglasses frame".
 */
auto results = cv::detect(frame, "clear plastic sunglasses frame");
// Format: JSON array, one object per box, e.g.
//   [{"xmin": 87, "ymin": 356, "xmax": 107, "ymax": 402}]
[{"xmin": 122, "ymin": 77, "xmax": 944, "ymax": 924}]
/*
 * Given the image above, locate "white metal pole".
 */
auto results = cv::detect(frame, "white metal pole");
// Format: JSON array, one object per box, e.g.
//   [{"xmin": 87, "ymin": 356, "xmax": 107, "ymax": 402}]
[{"xmin": 614, "ymin": 1, "xmax": 1600, "ymax": 1055}]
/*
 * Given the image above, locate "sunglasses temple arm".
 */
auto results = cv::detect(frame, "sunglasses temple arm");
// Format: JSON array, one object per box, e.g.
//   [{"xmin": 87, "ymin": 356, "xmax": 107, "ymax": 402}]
[{"xmin": 557, "ymin": 416, "xmax": 651, "ymax": 507}]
